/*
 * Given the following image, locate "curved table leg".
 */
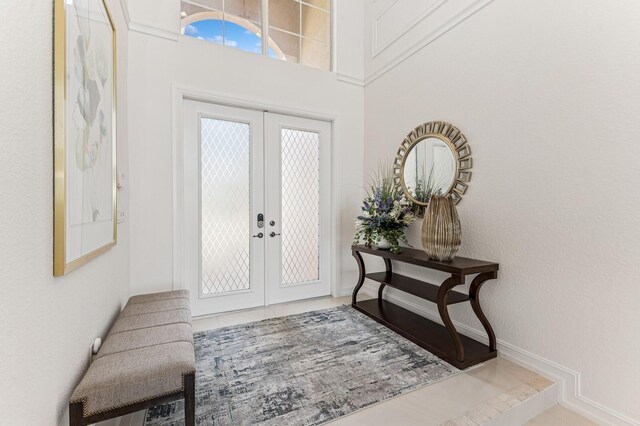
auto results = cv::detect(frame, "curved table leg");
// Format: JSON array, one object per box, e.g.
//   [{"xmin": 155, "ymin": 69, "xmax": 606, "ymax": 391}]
[
  {"xmin": 351, "ymin": 251, "xmax": 366, "ymax": 306},
  {"xmin": 437, "ymin": 276, "xmax": 465, "ymax": 363},
  {"xmin": 378, "ymin": 258, "xmax": 393, "ymax": 300},
  {"xmin": 469, "ymin": 271, "xmax": 498, "ymax": 351}
]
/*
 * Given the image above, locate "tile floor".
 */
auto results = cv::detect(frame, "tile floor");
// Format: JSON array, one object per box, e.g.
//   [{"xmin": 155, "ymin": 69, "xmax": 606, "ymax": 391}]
[
  {"xmin": 526, "ymin": 405, "xmax": 598, "ymax": 426},
  {"xmin": 137, "ymin": 295, "xmax": 595, "ymax": 426}
]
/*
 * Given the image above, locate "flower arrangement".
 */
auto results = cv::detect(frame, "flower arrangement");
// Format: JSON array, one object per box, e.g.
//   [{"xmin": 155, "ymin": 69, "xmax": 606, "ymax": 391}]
[{"xmin": 353, "ymin": 164, "xmax": 414, "ymax": 253}]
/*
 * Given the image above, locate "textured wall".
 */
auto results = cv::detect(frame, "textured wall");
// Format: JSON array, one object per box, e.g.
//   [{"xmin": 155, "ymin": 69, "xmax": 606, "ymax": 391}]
[
  {"xmin": 363, "ymin": 0, "xmax": 640, "ymax": 422},
  {"xmin": 0, "ymin": 1, "xmax": 130, "ymax": 425}
]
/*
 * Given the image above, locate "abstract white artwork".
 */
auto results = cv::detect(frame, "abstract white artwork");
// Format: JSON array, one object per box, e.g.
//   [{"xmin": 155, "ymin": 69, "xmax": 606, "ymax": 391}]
[{"xmin": 54, "ymin": 0, "xmax": 116, "ymax": 276}]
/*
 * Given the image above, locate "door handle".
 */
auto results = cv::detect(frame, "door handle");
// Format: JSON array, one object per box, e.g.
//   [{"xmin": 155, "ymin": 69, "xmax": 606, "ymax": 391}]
[
  {"xmin": 269, "ymin": 232, "xmax": 281, "ymax": 238},
  {"xmin": 253, "ymin": 233, "xmax": 264, "ymax": 238}
]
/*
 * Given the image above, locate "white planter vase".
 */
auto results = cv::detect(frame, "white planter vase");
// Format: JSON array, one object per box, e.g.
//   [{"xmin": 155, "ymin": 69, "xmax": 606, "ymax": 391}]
[{"xmin": 377, "ymin": 238, "xmax": 391, "ymax": 250}]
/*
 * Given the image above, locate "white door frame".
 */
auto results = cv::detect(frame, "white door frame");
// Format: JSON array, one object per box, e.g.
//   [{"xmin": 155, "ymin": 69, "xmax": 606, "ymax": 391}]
[{"xmin": 172, "ymin": 85, "xmax": 341, "ymax": 316}]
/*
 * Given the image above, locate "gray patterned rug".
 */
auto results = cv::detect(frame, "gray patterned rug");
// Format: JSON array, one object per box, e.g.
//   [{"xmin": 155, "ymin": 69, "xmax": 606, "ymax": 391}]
[{"xmin": 144, "ymin": 305, "xmax": 459, "ymax": 426}]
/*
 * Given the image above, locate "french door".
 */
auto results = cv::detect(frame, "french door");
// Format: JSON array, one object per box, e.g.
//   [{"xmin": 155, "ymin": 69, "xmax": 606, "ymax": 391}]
[{"xmin": 183, "ymin": 100, "xmax": 331, "ymax": 316}]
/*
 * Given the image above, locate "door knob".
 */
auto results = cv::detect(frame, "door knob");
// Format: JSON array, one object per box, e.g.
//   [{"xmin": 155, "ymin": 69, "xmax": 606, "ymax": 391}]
[
  {"xmin": 253, "ymin": 233, "xmax": 264, "ymax": 238},
  {"xmin": 269, "ymin": 232, "xmax": 281, "ymax": 238}
]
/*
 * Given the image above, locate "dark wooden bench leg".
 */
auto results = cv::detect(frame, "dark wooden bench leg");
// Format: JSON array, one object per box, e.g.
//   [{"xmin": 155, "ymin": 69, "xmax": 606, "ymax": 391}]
[
  {"xmin": 69, "ymin": 401, "xmax": 85, "ymax": 426},
  {"xmin": 184, "ymin": 372, "xmax": 196, "ymax": 426}
]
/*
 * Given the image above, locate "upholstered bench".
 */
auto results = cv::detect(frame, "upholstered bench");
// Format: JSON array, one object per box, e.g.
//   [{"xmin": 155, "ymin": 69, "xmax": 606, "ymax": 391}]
[{"xmin": 69, "ymin": 290, "xmax": 196, "ymax": 426}]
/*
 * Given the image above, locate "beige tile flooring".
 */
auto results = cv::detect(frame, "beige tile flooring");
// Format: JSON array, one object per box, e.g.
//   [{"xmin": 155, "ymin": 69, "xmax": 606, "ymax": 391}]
[
  {"xmin": 183, "ymin": 295, "xmax": 594, "ymax": 426},
  {"xmin": 526, "ymin": 405, "xmax": 598, "ymax": 426}
]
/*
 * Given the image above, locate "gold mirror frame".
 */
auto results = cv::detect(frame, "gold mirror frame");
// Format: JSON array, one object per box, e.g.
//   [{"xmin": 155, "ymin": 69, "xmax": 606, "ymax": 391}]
[{"xmin": 393, "ymin": 121, "xmax": 472, "ymax": 216}]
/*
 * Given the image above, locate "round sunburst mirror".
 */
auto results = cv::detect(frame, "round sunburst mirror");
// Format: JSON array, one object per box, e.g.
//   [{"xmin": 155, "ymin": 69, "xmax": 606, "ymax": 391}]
[{"xmin": 393, "ymin": 121, "xmax": 472, "ymax": 216}]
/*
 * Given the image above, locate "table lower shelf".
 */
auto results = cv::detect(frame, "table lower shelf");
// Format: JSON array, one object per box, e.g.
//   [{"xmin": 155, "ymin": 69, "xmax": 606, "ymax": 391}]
[{"xmin": 352, "ymin": 298, "xmax": 496, "ymax": 369}]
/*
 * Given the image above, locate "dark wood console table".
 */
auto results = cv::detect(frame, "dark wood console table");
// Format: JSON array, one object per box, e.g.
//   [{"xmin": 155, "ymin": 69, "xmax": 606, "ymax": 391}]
[{"xmin": 351, "ymin": 244, "xmax": 499, "ymax": 369}]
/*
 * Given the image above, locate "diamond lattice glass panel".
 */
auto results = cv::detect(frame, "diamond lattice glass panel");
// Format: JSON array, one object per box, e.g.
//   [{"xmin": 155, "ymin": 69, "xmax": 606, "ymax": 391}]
[
  {"xmin": 201, "ymin": 118, "xmax": 251, "ymax": 295},
  {"xmin": 281, "ymin": 128, "xmax": 320, "ymax": 285}
]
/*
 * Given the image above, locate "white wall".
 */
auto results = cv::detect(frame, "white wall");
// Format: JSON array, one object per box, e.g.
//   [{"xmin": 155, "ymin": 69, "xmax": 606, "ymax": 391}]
[
  {"xmin": 125, "ymin": 1, "xmax": 365, "ymax": 297},
  {"xmin": 0, "ymin": 1, "xmax": 130, "ymax": 425},
  {"xmin": 126, "ymin": 0, "xmax": 181, "ymax": 40},
  {"xmin": 363, "ymin": 0, "xmax": 640, "ymax": 424},
  {"xmin": 336, "ymin": 0, "xmax": 366, "ymax": 85}
]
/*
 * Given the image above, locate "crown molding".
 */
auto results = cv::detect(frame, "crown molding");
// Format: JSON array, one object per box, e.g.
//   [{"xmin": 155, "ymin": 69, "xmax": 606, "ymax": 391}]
[
  {"xmin": 336, "ymin": 73, "xmax": 366, "ymax": 87},
  {"xmin": 365, "ymin": 0, "xmax": 496, "ymax": 86},
  {"xmin": 129, "ymin": 22, "xmax": 179, "ymax": 41},
  {"xmin": 371, "ymin": 0, "xmax": 447, "ymax": 58},
  {"xmin": 117, "ymin": 0, "xmax": 178, "ymax": 41}
]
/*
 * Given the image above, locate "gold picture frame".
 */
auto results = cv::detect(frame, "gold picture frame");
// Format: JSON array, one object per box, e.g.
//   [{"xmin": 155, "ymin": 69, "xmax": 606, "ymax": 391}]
[{"xmin": 54, "ymin": 0, "xmax": 117, "ymax": 276}]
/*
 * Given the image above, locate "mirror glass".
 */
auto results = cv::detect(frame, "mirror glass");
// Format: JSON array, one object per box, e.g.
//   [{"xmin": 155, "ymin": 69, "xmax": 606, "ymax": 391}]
[{"xmin": 402, "ymin": 137, "xmax": 456, "ymax": 203}]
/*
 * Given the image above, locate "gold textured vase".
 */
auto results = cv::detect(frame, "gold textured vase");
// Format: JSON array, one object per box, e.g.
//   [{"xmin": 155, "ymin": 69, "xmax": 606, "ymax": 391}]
[{"xmin": 421, "ymin": 196, "xmax": 461, "ymax": 262}]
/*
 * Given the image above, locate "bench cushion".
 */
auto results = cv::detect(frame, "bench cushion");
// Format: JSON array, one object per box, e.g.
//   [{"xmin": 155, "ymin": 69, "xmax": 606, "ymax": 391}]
[
  {"xmin": 120, "ymin": 298, "xmax": 190, "ymax": 317},
  {"xmin": 109, "ymin": 309, "xmax": 192, "ymax": 334},
  {"xmin": 128, "ymin": 289, "xmax": 190, "ymax": 305},
  {"xmin": 95, "ymin": 323, "xmax": 194, "ymax": 360},
  {"xmin": 70, "ymin": 342, "xmax": 195, "ymax": 417}
]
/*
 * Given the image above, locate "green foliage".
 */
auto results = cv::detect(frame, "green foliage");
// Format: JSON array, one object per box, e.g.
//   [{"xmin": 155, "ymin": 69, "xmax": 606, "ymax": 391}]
[{"xmin": 354, "ymin": 162, "xmax": 414, "ymax": 254}]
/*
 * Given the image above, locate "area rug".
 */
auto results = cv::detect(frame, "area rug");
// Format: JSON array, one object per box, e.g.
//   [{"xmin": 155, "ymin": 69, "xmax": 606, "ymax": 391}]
[{"xmin": 144, "ymin": 304, "xmax": 459, "ymax": 426}]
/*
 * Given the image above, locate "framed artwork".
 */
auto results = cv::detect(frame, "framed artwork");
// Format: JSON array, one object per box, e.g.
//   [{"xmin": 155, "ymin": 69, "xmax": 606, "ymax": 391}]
[{"xmin": 54, "ymin": 0, "xmax": 117, "ymax": 276}]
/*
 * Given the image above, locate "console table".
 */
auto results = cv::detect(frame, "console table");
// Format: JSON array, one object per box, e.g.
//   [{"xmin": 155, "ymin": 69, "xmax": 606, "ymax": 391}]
[{"xmin": 351, "ymin": 244, "xmax": 499, "ymax": 369}]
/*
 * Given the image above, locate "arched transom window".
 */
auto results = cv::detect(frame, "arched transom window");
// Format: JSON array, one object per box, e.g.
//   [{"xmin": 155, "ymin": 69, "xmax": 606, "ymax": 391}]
[{"xmin": 180, "ymin": 0, "xmax": 331, "ymax": 71}]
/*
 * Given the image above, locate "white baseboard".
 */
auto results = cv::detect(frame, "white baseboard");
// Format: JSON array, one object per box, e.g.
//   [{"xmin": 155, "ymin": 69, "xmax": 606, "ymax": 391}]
[
  {"xmin": 360, "ymin": 283, "xmax": 638, "ymax": 426},
  {"xmin": 335, "ymin": 286, "xmax": 354, "ymax": 298}
]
